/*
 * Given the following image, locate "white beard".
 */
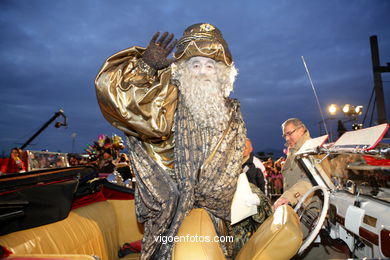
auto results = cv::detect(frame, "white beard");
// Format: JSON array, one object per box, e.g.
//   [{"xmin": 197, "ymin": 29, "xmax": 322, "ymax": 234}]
[{"xmin": 176, "ymin": 71, "xmax": 230, "ymax": 132}]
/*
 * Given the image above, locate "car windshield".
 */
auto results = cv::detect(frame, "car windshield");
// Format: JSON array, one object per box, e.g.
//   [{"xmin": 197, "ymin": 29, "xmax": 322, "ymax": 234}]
[
  {"xmin": 26, "ymin": 150, "xmax": 69, "ymax": 171},
  {"xmin": 316, "ymin": 152, "xmax": 390, "ymax": 203}
]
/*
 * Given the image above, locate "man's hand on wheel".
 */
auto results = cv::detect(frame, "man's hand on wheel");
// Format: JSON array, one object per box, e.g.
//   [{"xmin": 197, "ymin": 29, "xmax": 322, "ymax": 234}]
[{"xmin": 273, "ymin": 197, "xmax": 290, "ymax": 211}]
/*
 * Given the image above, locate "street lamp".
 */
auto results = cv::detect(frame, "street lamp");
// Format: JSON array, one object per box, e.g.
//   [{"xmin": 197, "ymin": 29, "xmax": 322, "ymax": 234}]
[
  {"xmin": 328, "ymin": 104, "xmax": 338, "ymax": 115},
  {"xmin": 342, "ymin": 104, "xmax": 351, "ymax": 114},
  {"xmin": 320, "ymin": 103, "xmax": 364, "ymax": 141},
  {"xmin": 354, "ymin": 106, "xmax": 363, "ymax": 115},
  {"xmin": 341, "ymin": 104, "xmax": 363, "ymax": 118},
  {"xmin": 326, "ymin": 104, "xmax": 364, "ymax": 134}
]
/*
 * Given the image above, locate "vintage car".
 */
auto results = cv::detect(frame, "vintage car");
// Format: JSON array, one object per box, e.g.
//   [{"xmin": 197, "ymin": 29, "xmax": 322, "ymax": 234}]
[
  {"xmin": 294, "ymin": 123, "xmax": 390, "ymax": 259},
  {"xmin": 0, "ymin": 152, "xmax": 140, "ymax": 260},
  {"xmin": 0, "ymin": 125, "xmax": 389, "ymax": 259}
]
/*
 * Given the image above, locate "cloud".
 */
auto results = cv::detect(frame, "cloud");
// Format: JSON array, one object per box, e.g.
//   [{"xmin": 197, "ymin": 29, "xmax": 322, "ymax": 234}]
[{"xmin": 1, "ymin": 0, "xmax": 389, "ymax": 155}]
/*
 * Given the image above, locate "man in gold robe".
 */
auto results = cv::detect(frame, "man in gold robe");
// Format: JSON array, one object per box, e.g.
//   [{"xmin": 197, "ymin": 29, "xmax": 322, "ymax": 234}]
[{"xmin": 95, "ymin": 23, "xmax": 248, "ymax": 259}]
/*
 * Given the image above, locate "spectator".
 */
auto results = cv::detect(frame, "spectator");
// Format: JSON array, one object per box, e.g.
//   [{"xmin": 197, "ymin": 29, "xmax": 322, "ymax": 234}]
[
  {"xmin": 242, "ymin": 138, "xmax": 267, "ymax": 195},
  {"xmin": 274, "ymin": 118, "xmax": 312, "ymax": 209},
  {"xmin": 0, "ymin": 148, "xmax": 26, "ymax": 174},
  {"xmin": 116, "ymin": 153, "xmax": 129, "ymax": 167},
  {"xmin": 270, "ymin": 167, "xmax": 283, "ymax": 195},
  {"xmin": 98, "ymin": 149, "xmax": 116, "ymax": 173}
]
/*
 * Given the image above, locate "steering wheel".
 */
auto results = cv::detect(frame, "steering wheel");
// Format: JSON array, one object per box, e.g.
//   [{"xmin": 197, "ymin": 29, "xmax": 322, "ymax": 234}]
[{"xmin": 294, "ymin": 185, "xmax": 329, "ymax": 255}]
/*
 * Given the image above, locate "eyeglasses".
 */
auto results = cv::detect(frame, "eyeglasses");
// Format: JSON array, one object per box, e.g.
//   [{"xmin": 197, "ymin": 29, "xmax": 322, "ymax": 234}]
[{"xmin": 282, "ymin": 127, "xmax": 301, "ymax": 139}]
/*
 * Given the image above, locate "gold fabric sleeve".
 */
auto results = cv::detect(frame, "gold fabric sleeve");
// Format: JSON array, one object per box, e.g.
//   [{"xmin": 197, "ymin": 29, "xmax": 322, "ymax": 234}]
[{"xmin": 95, "ymin": 46, "xmax": 178, "ymax": 141}]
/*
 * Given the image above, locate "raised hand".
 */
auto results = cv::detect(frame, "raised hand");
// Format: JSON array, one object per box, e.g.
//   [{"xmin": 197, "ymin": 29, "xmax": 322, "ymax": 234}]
[{"xmin": 142, "ymin": 32, "xmax": 177, "ymax": 70}]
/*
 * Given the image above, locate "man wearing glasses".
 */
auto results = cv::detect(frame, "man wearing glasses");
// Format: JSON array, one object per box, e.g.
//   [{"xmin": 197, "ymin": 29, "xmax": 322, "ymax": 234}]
[{"xmin": 273, "ymin": 118, "xmax": 312, "ymax": 209}]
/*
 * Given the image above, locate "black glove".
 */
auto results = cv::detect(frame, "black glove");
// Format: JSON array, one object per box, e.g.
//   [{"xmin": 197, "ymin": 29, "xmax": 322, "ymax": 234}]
[{"xmin": 142, "ymin": 32, "xmax": 177, "ymax": 70}]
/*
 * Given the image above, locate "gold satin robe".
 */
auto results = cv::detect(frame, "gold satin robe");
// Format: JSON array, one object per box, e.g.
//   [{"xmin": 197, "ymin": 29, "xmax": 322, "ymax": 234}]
[{"xmin": 95, "ymin": 46, "xmax": 178, "ymax": 172}]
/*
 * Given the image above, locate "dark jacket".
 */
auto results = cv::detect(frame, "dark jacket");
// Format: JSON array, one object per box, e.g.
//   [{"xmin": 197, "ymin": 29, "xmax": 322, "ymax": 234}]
[{"xmin": 243, "ymin": 153, "xmax": 265, "ymax": 193}]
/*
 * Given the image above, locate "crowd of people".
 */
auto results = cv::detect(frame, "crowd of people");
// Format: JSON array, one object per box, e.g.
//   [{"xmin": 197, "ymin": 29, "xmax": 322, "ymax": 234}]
[
  {"xmin": 1, "ymin": 142, "xmax": 286, "ymax": 200},
  {"xmin": 68, "ymin": 150, "xmax": 131, "ymax": 173},
  {"xmin": 263, "ymin": 157, "xmax": 285, "ymax": 197},
  {"xmin": 0, "ymin": 134, "xmax": 132, "ymax": 176},
  {"xmin": 68, "ymin": 134, "xmax": 132, "ymax": 175}
]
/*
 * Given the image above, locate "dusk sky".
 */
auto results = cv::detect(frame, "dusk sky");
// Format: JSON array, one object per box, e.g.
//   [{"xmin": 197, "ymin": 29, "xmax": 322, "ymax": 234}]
[{"xmin": 1, "ymin": 0, "xmax": 389, "ymax": 157}]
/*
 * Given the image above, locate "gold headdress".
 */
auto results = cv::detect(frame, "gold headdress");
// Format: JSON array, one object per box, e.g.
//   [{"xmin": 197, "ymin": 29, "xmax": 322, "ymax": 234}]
[{"xmin": 174, "ymin": 23, "xmax": 233, "ymax": 66}]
